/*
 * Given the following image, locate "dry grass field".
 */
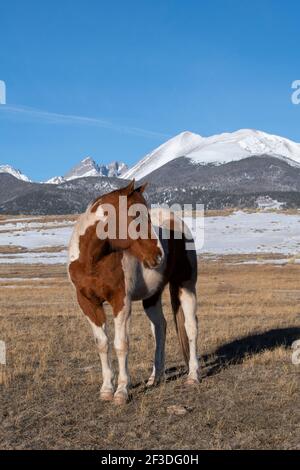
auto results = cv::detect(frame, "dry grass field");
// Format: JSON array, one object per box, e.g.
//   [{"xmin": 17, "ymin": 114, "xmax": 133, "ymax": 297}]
[{"xmin": 0, "ymin": 257, "xmax": 299, "ymax": 450}]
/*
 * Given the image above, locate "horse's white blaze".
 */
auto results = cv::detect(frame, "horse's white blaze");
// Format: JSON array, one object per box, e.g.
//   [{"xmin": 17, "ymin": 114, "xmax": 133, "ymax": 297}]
[
  {"xmin": 68, "ymin": 203, "xmax": 105, "ymax": 264},
  {"xmin": 179, "ymin": 288, "xmax": 199, "ymax": 380},
  {"xmin": 87, "ymin": 318, "xmax": 113, "ymax": 394}
]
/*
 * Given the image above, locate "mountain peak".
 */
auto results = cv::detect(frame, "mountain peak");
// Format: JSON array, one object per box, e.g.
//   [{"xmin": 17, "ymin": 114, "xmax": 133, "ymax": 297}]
[
  {"xmin": 177, "ymin": 130, "xmax": 202, "ymax": 139},
  {"xmin": 64, "ymin": 157, "xmax": 100, "ymax": 180},
  {"xmin": 59, "ymin": 157, "xmax": 128, "ymax": 182},
  {"xmin": 45, "ymin": 175, "xmax": 66, "ymax": 185},
  {"xmin": 81, "ymin": 156, "xmax": 95, "ymax": 164},
  {"xmin": 123, "ymin": 131, "xmax": 203, "ymax": 180},
  {"xmin": 0, "ymin": 164, "xmax": 31, "ymax": 182}
]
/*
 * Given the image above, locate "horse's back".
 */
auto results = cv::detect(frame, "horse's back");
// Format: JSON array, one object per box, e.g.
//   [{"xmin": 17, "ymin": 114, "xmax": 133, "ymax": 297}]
[{"xmin": 150, "ymin": 208, "xmax": 197, "ymax": 287}]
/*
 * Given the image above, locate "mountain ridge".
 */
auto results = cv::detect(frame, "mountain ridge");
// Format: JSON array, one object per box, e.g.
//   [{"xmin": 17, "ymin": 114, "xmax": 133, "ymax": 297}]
[
  {"xmin": 3, "ymin": 128, "xmax": 300, "ymax": 184},
  {"xmin": 123, "ymin": 129, "xmax": 300, "ymax": 180},
  {"xmin": 3, "ymin": 128, "xmax": 300, "ymax": 214}
]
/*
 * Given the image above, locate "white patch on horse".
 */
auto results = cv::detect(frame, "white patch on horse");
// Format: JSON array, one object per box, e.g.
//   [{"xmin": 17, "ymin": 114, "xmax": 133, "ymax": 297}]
[
  {"xmin": 121, "ymin": 252, "xmax": 164, "ymax": 301},
  {"xmin": 68, "ymin": 203, "xmax": 105, "ymax": 265}
]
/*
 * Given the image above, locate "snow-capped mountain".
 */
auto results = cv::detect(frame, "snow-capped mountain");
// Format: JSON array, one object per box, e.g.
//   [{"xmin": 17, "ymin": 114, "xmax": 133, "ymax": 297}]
[
  {"xmin": 64, "ymin": 157, "xmax": 102, "ymax": 180},
  {"xmin": 62, "ymin": 157, "xmax": 128, "ymax": 182},
  {"xmin": 123, "ymin": 129, "xmax": 300, "ymax": 180},
  {"xmin": 0, "ymin": 164, "xmax": 31, "ymax": 182},
  {"xmin": 3, "ymin": 127, "xmax": 300, "ymax": 214},
  {"xmin": 123, "ymin": 131, "xmax": 203, "ymax": 180},
  {"xmin": 45, "ymin": 176, "xmax": 66, "ymax": 185}
]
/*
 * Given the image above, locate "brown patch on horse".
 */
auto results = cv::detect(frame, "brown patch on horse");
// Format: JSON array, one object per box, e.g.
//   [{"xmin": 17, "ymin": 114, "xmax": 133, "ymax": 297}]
[{"xmin": 68, "ymin": 217, "xmax": 126, "ymax": 325}]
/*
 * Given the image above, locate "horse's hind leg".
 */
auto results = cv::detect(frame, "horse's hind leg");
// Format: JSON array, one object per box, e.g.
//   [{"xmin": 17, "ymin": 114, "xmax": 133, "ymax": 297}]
[
  {"xmin": 77, "ymin": 291, "xmax": 114, "ymax": 401},
  {"xmin": 170, "ymin": 282, "xmax": 199, "ymax": 385},
  {"xmin": 179, "ymin": 285, "xmax": 199, "ymax": 385},
  {"xmin": 143, "ymin": 292, "xmax": 166, "ymax": 386}
]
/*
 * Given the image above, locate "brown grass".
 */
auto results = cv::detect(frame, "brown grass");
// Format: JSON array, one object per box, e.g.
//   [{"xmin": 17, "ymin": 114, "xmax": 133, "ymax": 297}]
[
  {"xmin": 0, "ymin": 259, "xmax": 299, "ymax": 450},
  {"xmin": 0, "ymin": 214, "xmax": 78, "ymax": 225},
  {"xmin": 0, "ymin": 246, "xmax": 66, "ymax": 255}
]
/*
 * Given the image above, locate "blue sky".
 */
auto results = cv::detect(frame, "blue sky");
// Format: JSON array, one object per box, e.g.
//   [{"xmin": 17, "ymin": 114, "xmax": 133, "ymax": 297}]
[{"xmin": 0, "ymin": 0, "xmax": 300, "ymax": 181}]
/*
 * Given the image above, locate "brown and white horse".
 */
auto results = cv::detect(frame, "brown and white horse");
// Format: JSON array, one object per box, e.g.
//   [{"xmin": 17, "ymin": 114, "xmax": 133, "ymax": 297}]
[{"xmin": 68, "ymin": 180, "xmax": 199, "ymax": 404}]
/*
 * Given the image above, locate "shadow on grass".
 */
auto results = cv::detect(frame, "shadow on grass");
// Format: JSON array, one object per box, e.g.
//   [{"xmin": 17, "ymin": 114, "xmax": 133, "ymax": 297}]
[
  {"xmin": 201, "ymin": 326, "xmax": 300, "ymax": 379},
  {"xmin": 133, "ymin": 327, "xmax": 300, "ymax": 392}
]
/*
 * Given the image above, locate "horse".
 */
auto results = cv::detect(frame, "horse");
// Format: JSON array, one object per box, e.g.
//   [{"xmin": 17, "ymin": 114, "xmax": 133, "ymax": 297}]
[{"xmin": 68, "ymin": 180, "xmax": 199, "ymax": 405}]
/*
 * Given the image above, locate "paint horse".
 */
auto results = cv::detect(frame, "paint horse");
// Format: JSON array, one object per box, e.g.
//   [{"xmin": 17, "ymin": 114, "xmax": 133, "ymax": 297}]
[{"xmin": 68, "ymin": 181, "xmax": 199, "ymax": 404}]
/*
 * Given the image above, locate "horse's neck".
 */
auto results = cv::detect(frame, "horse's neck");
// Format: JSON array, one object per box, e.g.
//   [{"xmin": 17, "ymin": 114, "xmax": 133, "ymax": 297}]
[{"xmin": 79, "ymin": 224, "xmax": 111, "ymax": 270}]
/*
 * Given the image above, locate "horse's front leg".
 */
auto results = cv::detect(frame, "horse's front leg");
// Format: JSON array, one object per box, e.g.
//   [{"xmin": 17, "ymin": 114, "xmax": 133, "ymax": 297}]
[
  {"xmin": 113, "ymin": 299, "xmax": 132, "ymax": 405},
  {"xmin": 87, "ymin": 317, "xmax": 114, "ymax": 401},
  {"xmin": 77, "ymin": 292, "xmax": 114, "ymax": 401}
]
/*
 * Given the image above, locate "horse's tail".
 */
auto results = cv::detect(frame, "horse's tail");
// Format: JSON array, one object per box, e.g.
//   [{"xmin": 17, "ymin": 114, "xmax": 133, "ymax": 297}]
[{"xmin": 169, "ymin": 283, "xmax": 190, "ymax": 366}]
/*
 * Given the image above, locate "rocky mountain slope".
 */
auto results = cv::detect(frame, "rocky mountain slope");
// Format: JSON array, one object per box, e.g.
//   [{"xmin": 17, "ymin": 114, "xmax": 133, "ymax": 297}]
[
  {"xmin": 0, "ymin": 173, "xmax": 126, "ymax": 215},
  {"xmin": 47, "ymin": 157, "xmax": 128, "ymax": 183}
]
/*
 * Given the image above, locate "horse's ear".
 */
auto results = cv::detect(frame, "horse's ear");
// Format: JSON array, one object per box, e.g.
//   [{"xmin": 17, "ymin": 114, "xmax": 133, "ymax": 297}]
[
  {"xmin": 121, "ymin": 179, "xmax": 135, "ymax": 196},
  {"xmin": 135, "ymin": 182, "xmax": 148, "ymax": 194}
]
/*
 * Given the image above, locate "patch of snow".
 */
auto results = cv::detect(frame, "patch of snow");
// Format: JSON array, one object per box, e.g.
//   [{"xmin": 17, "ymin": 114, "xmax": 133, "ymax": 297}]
[
  {"xmin": 255, "ymin": 196, "xmax": 286, "ymax": 210},
  {"xmin": 0, "ymin": 250, "xmax": 68, "ymax": 264},
  {"xmin": 45, "ymin": 176, "xmax": 66, "ymax": 184},
  {"xmin": 0, "ymin": 225, "xmax": 73, "ymax": 250},
  {"xmin": 1, "ymin": 212, "xmax": 300, "ymax": 264},
  {"xmin": 185, "ymin": 211, "xmax": 300, "ymax": 255}
]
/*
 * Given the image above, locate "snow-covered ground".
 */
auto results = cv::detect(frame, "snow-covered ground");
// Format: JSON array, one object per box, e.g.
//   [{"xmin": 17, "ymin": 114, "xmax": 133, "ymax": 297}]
[
  {"xmin": 0, "ymin": 211, "xmax": 299, "ymax": 264},
  {"xmin": 189, "ymin": 211, "xmax": 300, "ymax": 255},
  {"xmin": 0, "ymin": 220, "xmax": 73, "ymax": 264}
]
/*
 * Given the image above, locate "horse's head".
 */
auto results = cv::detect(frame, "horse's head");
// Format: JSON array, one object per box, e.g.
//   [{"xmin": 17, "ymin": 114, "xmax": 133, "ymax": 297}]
[{"xmin": 92, "ymin": 180, "xmax": 163, "ymax": 269}]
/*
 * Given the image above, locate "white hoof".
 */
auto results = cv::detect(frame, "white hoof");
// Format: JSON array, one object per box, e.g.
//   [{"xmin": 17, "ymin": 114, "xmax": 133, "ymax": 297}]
[
  {"xmin": 113, "ymin": 390, "xmax": 129, "ymax": 405},
  {"xmin": 184, "ymin": 376, "xmax": 199, "ymax": 386},
  {"xmin": 100, "ymin": 390, "xmax": 114, "ymax": 401},
  {"xmin": 146, "ymin": 372, "xmax": 165, "ymax": 387},
  {"xmin": 146, "ymin": 376, "xmax": 155, "ymax": 387}
]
